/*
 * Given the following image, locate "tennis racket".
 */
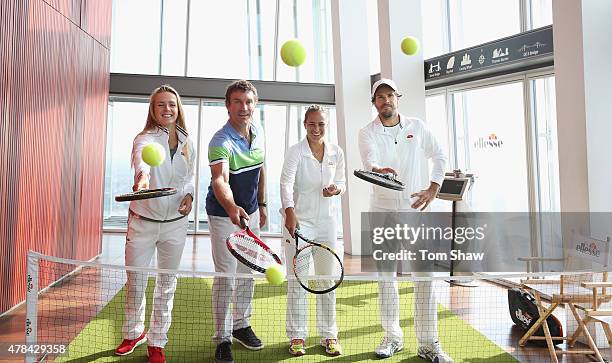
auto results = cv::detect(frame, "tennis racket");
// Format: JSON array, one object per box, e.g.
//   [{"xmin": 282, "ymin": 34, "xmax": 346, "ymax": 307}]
[
  {"xmin": 115, "ymin": 187, "xmax": 177, "ymax": 202},
  {"xmin": 226, "ymin": 217, "xmax": 282, "ymax": 273},
  {"xmin": 292, "ymin": 229, "xmax": 344, "ymax": 294},
  {"xmin": 353, "ymin": 169, "xmax": 405, "ymax": 191}
]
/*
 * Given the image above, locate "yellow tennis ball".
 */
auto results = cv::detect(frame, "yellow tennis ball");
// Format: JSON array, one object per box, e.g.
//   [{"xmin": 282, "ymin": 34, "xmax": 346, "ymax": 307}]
[
  {"xmin": 141, "ymin": 143, "xmax": 166, "ymax": 167},
  {"xmin": 401, "ymin": 36, "xmax": 420, "ymax": 55},
  {"xmin": 280, "ymin": 39, "xmax": 306, "ymax": 67},
  {"xmin": 265, "ymin": 264, "xmax": 285, "ymax": 285}
]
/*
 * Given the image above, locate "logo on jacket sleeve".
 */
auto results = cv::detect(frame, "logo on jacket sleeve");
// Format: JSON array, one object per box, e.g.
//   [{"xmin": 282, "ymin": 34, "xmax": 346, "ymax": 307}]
[{"xmin": 406, "ymin": 134, "xmax": 414, "ymax": 139}]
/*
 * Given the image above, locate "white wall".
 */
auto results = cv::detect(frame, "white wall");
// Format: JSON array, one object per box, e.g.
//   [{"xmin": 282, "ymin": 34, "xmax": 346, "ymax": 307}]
[
  {"xmin": 553, "ymin": 0, "xmax": 612, "ymax": 238},
  {"xmin": 331, "ymin": 0, "xmax": 372, "ymax": 254}
]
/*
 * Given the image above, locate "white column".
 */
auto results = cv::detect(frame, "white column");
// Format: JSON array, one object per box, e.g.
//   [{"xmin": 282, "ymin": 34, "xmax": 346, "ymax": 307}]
[
  {"xmin": 377, "ymin": 0, "xmax": 425, "ymax": 119},
  {"xmin": 554, "ymin": 0, "xmax": 612, "ymax": 219},
  {"xmin": 331, "ymin": 0, "xmax": 372, "ymax": 255},
  {"xmin": 378, "ymin": 0, "xmax": 428, "ymax": 273},
  {"xmin": 553, "ymin": 0, "xmax": 612, "ymax": 347},
  {"xmin": 553, "ymin": 0, "xmax": 589, "ymax": 214},
  {"xmin": 581, "ymin": 1, "xmax": 612, "ymax": 219}
]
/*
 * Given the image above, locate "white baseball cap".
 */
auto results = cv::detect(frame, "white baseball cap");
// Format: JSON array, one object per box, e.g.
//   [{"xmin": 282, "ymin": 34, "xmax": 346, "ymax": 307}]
[{"xmin": 371, "ymin": 78, "xmax": 399, "ymax": 98}]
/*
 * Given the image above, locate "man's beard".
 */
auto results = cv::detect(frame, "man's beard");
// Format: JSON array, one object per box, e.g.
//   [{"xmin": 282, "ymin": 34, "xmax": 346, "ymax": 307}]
[{"xmin": 381, "ymin": 109, "xmax": 395, "ymax": 120}]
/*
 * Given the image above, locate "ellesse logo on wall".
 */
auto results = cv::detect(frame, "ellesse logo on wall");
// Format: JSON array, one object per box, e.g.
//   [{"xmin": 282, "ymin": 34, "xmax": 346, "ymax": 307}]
[{"xmin": 474, "ymin": 133, "xmax": 504, "ymax": 149}]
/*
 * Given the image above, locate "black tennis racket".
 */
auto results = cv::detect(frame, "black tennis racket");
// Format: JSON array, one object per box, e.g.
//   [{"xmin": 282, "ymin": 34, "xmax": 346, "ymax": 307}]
[
  {"xmin": 115, "ymin": 187, "xmax": 177, "ymax": 202},
  {"xmin": 292, "ymin": 229, "xmax": 344, "ymax": 294},
  {"xmin": 353, "ymin": 169, "xmax": 405, "ymax": 191},
  {"xmin": 226, "ymin": 217, "xmax": 282, "ymax": 273}
]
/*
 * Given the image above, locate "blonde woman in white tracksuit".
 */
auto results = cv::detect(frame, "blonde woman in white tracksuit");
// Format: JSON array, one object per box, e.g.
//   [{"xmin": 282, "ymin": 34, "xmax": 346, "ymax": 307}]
[
  {"xmin": 280, "ymin": 105, "xmax": 346, "ymax": 357},
  {"xmin": 114, "ymin": 85, "xmax": 195, "ymax": 363},
  {"xmin": 359, "ymin": 79, "xmax": 453, "ymax": 363}
]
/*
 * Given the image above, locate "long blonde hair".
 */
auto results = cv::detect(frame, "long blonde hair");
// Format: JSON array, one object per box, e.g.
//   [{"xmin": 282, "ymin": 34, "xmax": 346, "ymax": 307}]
[
  {"xmin": 135, "ymin": 85, "xmax": 191, "ymax": 168},
  {"xmin": 143, "ymin": 84, "xmax": 187, "ymax": 131}
]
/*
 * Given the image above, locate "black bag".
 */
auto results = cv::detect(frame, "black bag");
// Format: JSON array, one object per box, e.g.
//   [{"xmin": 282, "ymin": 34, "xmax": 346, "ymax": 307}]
[{"xmin": 508, "ymin": 288, "xmax": 564, "ymax": 345}]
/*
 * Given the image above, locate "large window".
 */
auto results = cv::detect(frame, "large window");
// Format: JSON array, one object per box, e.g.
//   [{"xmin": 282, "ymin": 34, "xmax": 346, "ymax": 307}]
[
  {"xmin": 160, "ymin": 0, "xmax": 188, "ymax": 76},
  {"xmin": 449, "ymin": 0, "xmax": 521, "ymax": 51},
  {"xmin": 110, "ymin": 0, "xmax": 161, "ymax": 74},
  {"xmin": 196, "ymin": 103, "xmax": 228, "ymax": 232},
  {"xmin": 366, "ymin": 0, "xmax": 380, "ymax": 75},
  {"xmin": 104, "ymin": 97, "xmax": 339, "ymax": 235},
  {"xmin": 187, "ymin": 1, "xmax": 251, "ymax": 80},
  {"xmin": 104, "ymin": 99, "xmax": 150, "ymax": 221},
  {"xmin": 112, "ymin": 0, "xmax": 553, "ymax": 78},
  {"xmin": 425, "ymin": 93, "xmax": 452, "ymax": 212},
  {"xmin": 531, "ymin": 76, "xmax": 560, "ymax": 256},
  {"xmin": 529, "ymin": 0, "xmax": 553, "ymax": 29},
  {"xmin": 111, "ymin": 0, "xmax": 334, "ymax": 83},
  {"xmin": 195, "ymin": 102, "xmax": 289, "ymax": 234},
  {"xmin": 426, "ymin": 72, "xmax": 561, "ymax": 267},
  {"xmin": 531, "ymin": 77, "xmax": 559, "ymax": 213},
  {"xmin": 452, "ymin": 82, "xmax": 529, "ymax": 212},
  {"xmin": 366, "ymin": 0, "xmax": 449, "ymax": 74},
  {"xmin": 104, "ymin": 97, "xmax": 198, "ymax": 229},
  {"xmin": 422, "ymin": 0, "xmax": 449, "ymax": 59},
  {"xmin": 273, "ymin": 0, "xmax": 334, "ymax": 83},
  {"xmin": 367, "ymin": 0, "xmax": 550, "ymax": 64}
]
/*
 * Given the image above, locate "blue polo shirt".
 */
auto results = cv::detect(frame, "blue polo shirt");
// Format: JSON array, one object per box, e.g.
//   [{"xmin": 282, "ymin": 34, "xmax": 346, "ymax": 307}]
[{"xmin": 205, "ymin": 121, "xmax": 265, "ymax": 217}]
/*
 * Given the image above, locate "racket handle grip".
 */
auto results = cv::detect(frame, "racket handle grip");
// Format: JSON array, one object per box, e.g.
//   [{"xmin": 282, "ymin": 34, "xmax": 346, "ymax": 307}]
[{"xmin": 239, "ymin": 217, "xmax": 248, "ymax": 229}]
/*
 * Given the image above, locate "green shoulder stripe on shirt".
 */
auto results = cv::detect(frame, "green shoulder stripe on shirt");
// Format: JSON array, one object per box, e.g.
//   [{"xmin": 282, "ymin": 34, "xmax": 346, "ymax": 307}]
[
  {"xmin": 229, "ymin": 148, "xmax": 264, "ymax": 172},
  {"xmin": 208, "ymin": 146, "xmax": 231, "ymax": 163}
]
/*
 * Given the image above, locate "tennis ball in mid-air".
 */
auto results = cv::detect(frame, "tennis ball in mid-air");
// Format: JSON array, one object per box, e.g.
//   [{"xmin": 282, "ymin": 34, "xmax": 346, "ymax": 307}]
[
  {"xmin": 141, "ymin": 143, "xmax": 166, "ymax": 167},
  {"xmin": 280, "ymin": 39, "xmax": 306, "ymax": 67},
  {"xmin": 401, "ymin": 36, "xmax": 420, "ymax": 55},
  {"xmin": 265, "ymin": 264, "xmax": 285, "ymax": 285}
]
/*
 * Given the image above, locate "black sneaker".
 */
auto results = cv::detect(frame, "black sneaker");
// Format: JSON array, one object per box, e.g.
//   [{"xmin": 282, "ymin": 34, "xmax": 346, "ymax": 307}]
[
  {"xmin": 215, "ymin": 341, "xmax": 233, "ymax": 363},
  {"xmin": 232, "ymin": 326, "xmax": 264, "ymax": 350}
]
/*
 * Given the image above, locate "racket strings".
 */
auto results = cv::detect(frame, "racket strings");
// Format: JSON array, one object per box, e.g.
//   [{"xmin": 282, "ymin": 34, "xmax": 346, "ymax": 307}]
[
  {"xmin": 115, "ymin": 188, "xmax": 177, "ymax": 201},
  {"xmin": 295, "ymin": 245, "xmax": 343, "ymax": 293},
  {"xmin": 366, "ymin": 171, "xmax": 402, "ymax": 184},
  {"xmin": 354, "ymin": 170, "xmax": 405, "ymax": 190},
  {"xmin": 230, "ymin": 234, "xmax": 275, "ymax": 267}
]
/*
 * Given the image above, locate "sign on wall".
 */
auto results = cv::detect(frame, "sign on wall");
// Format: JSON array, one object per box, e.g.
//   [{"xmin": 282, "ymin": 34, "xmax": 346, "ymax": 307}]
[{"xmin": 425, "ymin": 25, "xmax": 553, "ymax": 85}]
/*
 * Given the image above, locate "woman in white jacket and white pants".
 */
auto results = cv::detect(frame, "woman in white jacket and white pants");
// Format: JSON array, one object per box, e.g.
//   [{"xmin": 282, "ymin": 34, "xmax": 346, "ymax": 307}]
[
  {"xmin": 114, "ymin": 85, "xmax": 195, "ymax": 363},
  {"xmin": 280, "ymin": 105, "xmax": 346, "ymax": 357}
]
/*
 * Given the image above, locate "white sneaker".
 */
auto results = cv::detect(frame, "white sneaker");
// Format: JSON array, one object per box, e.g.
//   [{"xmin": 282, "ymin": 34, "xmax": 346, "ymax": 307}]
[
  {"xmin": 417, "ymin": 341, "xmax": 454, "ymax": 363},
  {"xmin": 375, "ymin": 337, "xmax": 404, "ymax": 358}
]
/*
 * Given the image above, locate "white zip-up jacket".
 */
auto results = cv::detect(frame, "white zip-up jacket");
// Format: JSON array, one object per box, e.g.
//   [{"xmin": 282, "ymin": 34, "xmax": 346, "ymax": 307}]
[
  {"xmin": 280, "ymin": 138, "xmax": 346, "ymax": 226},
  {"xmin": 358, "ymin": 114, "xmax": 447, "ymax": 210},
  {"xmin": 130, "ymin": 125, "xmax": 196, "ymax": 221}
]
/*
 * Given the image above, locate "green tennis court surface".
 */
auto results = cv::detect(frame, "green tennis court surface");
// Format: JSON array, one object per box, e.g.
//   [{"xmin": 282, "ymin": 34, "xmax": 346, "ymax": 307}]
[{"xmin": 56, "ymin": 278, "xmax": 517, "ymax": 362}]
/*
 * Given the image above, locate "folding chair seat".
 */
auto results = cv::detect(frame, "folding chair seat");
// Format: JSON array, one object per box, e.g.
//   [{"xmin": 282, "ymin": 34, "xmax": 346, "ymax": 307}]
[{"xmin": 518, "ymin": 236, "xmax": 612, "ymax": 362}]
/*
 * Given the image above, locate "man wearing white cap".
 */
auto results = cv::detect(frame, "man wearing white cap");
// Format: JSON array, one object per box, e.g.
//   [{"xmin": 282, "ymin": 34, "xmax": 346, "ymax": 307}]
[{"xmin": 358, "ymin": 78, "xmax": 453, "ymax": 362}]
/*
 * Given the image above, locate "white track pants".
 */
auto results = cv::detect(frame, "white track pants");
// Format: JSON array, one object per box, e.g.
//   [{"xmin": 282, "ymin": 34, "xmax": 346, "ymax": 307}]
[
  {"xmin": 378, "ymin": 272, "xmax": 437, "ymax": 345},
  {"xmin": 123, "ymin": 214, "xmax": 187, "ymax": 348},
  {"xmin": 209, "ymin": 211, "xmax": 260, "ymax": 343},
  {"xmin": 283, "ymin": 222, "xmax": 343, "ymax": 340},
  {"xmin": 371, "ymin": 206, "xmax": 438, "ymax": 346}
]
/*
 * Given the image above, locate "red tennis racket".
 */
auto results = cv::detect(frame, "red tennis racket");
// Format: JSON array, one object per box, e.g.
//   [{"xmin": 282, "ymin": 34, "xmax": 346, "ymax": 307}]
[{"xmin": 226, "ymin": 217, "xmax": 282, "ymax": 273}]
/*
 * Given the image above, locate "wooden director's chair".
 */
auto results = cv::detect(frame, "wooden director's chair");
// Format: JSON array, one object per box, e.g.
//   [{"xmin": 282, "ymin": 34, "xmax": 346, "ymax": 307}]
[{"xmin": 518, "ymin": 235, "xmax": 612, "ymax": 362}]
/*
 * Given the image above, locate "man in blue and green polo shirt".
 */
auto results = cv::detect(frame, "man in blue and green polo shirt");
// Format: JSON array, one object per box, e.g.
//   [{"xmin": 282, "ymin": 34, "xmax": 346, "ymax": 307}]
[{"xmin": 206, "ymin": 80, "xmax": 267, "ymax": 363}]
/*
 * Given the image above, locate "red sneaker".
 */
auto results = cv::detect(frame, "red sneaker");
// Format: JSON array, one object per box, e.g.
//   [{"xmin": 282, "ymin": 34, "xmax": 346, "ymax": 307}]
[
  {"xmin": 148, "ymin": 346, "xmax": 166, "ymax": 363},
  {"xmin": 115, "ymin": 331, "xmax": 147, "ymax": 356}
]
